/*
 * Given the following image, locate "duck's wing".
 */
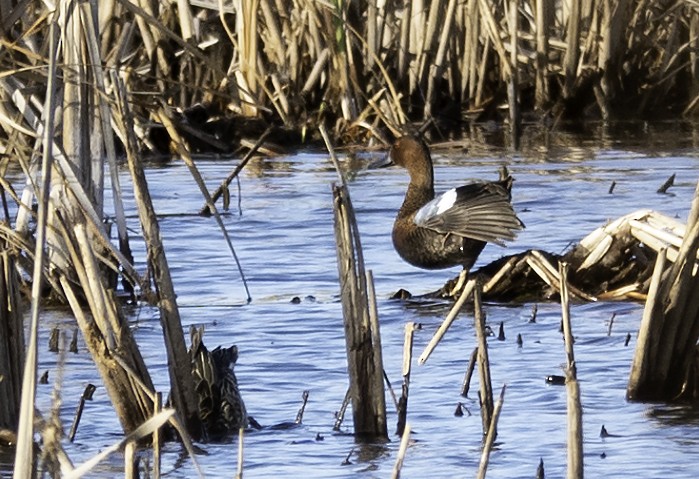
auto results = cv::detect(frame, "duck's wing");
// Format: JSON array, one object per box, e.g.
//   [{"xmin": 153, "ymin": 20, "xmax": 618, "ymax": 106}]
[{"xmin": 414, "ymin": 182, "xmax": 524, "ymax": 245}]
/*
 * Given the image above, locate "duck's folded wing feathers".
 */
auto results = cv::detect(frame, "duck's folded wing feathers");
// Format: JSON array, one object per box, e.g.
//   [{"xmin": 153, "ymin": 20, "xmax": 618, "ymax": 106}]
[{"xmin": 414, "ymin": 182, "xmax": 524, "ymax": 245}]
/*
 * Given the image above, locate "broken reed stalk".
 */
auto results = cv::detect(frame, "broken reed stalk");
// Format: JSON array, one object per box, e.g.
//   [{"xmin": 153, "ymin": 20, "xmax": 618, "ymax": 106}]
[
  {"xmin": 418, "ymin": 278, "xmax": 476, "ymax": 365},
  {"xmin": 156, "ymin": 107, "xmax": 251, "ymax": 302},
  {"xmin": 333, "ymin": 387, "xmax": 351, "ymax": 431},
  {"xmin": 391, "ymin": 422, "xmax": 411, "ymax": 479},
  {"xmin": 461, "ymin": 346, "xmax": 479, "ymax": 397},
  {"xmin": 332, "ymin": 182, "xmax": 387, "ymax": 440},
  {"xmin": 628, "ymin": 180, "xmax": 699, "ymax": 400},
  {"xmin": 535, "ymin": 0, "xmax": 550, "ymax": 109},
  {"xmin": 114, "ymin": 78, "xmax": 203, "ymax": 440},
  {"xmin": 68, "ymin": 384, "xmax": 96, "ymax": 442},
  {"xmin": 476, "ymin": 384, "xmax": 506, "ymax": 479},
  {"xmin": 560, "ymin": 262, "xmax": 583, "ymax": 479},
  {"xmin": 56, "ymin": 219, "xmax": 155, "ymax": 433},
  {"xmin": 295, "ymin": 390, "xmax": 310, "ymax": 424},
  {"xmin": 473, "ymin": 279, "xmax": 495, "ymax": 438},
  {"xmin": 199, "ymin": 127, "xmax": 273, "ymax": 215},
  {"xmin": 396, "ymin": 322, "xmax": 418, "ymax": 437}
]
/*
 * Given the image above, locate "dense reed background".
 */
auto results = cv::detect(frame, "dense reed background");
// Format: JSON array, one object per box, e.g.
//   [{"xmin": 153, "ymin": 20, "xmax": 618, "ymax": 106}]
[{"xmin": 1, "ymin": 0, "xmax": 698, "ymax": 155}]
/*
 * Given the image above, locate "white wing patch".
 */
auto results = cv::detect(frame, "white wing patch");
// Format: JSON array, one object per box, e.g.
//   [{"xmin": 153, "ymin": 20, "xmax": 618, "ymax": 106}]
[{"xmin": 414, "ymin": 188, "xmax": 457, "ymax": 226}]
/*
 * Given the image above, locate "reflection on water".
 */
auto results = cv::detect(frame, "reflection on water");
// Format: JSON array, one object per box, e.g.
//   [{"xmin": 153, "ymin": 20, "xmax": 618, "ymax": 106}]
[{"xmin": 7, "ymin": 122, "xmax": 699, "ymax": 477}]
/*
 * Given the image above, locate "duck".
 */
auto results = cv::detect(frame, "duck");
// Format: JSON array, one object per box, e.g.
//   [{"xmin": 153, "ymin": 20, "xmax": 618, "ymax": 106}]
[
  {"xmin": 189, "ymin": 326, "xmax": 248, "ymax": 441},
  {"xmin": 387, "ymin": 134, "xmax": 523, "ymax": 293}
]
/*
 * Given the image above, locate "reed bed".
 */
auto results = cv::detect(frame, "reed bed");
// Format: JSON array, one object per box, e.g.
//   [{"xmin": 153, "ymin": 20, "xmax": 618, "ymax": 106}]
[{"xmin": 2, "ymin": 0, "xmax": 698, "ymax": 159}]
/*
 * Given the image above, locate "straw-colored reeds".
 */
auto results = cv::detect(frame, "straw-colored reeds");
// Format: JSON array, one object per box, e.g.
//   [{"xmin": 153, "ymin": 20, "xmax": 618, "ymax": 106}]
[
  {"xmin": 423, "ymin": 208, "xmax": 696, "ymax": 303},
  {"xmin": 329, "ymin": 125, "xmax": 387, "ymax": 440},
  {"xmin": 3, "ymin": 1, "xmax": 698, "ymax": 159},
  {"xmin": 628, "ymin": 181, "xmax": 699, "ymax": 401}
]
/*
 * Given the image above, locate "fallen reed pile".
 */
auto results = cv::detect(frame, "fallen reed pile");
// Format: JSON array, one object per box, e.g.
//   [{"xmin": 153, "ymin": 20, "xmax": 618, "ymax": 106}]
[
  {"xmin": 2, "ymin": 1, "xmax": 698, "ymax": 158},
  {"xmin": 422, "ymin": 209, "xmax": 690, "ymax": 303}
]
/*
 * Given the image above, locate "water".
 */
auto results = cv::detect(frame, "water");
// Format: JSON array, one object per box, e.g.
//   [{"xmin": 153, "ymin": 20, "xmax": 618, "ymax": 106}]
[{"xmin": 11, "ymin": 123, "xmax": 699, "ymax": 477}]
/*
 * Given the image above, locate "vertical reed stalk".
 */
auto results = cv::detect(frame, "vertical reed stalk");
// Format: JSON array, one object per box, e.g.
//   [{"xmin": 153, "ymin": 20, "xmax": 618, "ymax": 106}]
[
  {"xmin": 473, "ymin": 279, "xmax": 494, "ymax": 438},
  {"xmin": 424, "ymin": 0, "xmax": 457, "ymax": 118},
  {"xmin": 332, "ymin": 182, "xmax": 388, "ymax": 441},
  {"xmin": 627, "ymin": 248, "xmax": 666, "ymax": 396},
  {"xmin": 391, "ymin": 422, "xmax": 411, "ymax": 479},
  {"xmin": 13, "ymin": 15, "xmax": 59, "ymax": 478},
  {"xmin": 628, "ymin": 181, "xmax": 699, "ymax": 400},
  {"xmin": 236, "ymin": 427, "xmax": 244, "ymax": 479},
  {"xmin": 508, "ymin": 0, "xmax": 520, "ymax": 149},
  {"xmin": 476, "ymin": 384, "xmax": 506, "ymax": 479},
  {"xmin": 0, "ymin": 252, "xmax": 24, "ymax": 431},
  {"xmin": 560, "ymin": 262, "xmax": 583, "ymax": 479},
  {"xmin": 124, "ymin": 441, "xmax": 137, "ymax": 479},
  {"xmin": 563, "ymin": 0, "xmax": 581, "ymax": 99},
  {"xmin": 396, "ymin": 322, "xmax": 418, "ymax": 436},
  {"xmin": 153, "ymin": 392, "xmax": 162, "ymax": 478},
  {"xmin": 535, "ymin": 0, "xmax": 551, "ymax": 109},
  {"xmin": 114, "ymin": 78, "xmax": 203, "ymax": 440},
  {"xmin": 81, "ymin": 0, "xmax": 133, "ymax": 272},
  {"xmin": 397, "ymin": 0, "xmax": 411, "ymax": 81},
  {"xmin": 366, "ymin": 0, "xmax": 377, "ymax": 70}
]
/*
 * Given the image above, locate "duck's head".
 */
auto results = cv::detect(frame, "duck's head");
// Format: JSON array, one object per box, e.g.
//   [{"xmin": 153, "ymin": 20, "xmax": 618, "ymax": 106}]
[{"xmin": 385, "ymin": 135, "xmax": 434, "ymax": 189}]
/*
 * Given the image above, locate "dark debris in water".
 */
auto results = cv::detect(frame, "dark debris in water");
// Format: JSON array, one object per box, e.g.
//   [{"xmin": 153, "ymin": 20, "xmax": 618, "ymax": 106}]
[{"xmin": 546, "ymin": 375, "xmax": 566, "ymax": 386}]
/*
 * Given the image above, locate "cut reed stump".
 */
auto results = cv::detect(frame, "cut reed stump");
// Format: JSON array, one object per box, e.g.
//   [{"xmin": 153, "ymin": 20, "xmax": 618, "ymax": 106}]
[
  {"xmin": 332, "ymin": 184, "xmax": 388, "ymax": 441},
  {"xmin": 628, "ymin": 181, "xmax": 699, "ymax": 401}
]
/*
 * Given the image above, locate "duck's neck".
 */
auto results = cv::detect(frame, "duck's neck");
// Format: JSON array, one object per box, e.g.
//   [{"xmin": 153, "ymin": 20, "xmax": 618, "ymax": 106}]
[{"xmin": 398, "ymin": 170, "xmax": 434, "ymax": 219}]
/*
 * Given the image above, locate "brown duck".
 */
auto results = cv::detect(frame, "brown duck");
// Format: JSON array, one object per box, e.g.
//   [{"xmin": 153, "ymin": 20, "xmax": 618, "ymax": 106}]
[{"xmin": 388, "ymin": 135, "xmax": 523, "ymax": 291}]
